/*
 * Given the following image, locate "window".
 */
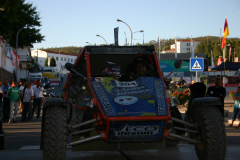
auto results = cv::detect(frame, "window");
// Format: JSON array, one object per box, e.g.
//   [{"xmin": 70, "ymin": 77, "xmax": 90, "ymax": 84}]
[
  {"xmin": 64, "ymin": 58, "xmax": 66, "ymax": 61},
  {"xmin": 56, "ymin": 57, "xmax": 58, "ymax": 61},
  {"xmin": 61, "ymin": 57, "xmax": 63, "ymax": 61},
  {"xmin": 187, "ymin": 48, "xmax": 190, "ymax": 50},
  {"xmin": 71, "ymin": 58, "xmax": 73, "ymax": 62},
  {"xmin": 68, "ymin": 58, "xmax": 70, "ymax": 62},
  {"xmin": 186, "ymin": 43, "xmax": 191, "ymax": 46}
]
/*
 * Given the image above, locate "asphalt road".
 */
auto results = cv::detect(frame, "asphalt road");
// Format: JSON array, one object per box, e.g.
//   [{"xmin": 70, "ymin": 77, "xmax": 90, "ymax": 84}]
[{"xmin": 1, "ymin": 79, "xmax": 240, "ymax": 159}]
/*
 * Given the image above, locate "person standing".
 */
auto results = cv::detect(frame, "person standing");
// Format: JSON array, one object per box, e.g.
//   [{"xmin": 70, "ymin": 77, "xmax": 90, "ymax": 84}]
[
  {"xmin": 19, "ymin": 81, "xmax": 25, "ymax": 113},
  {"xmin": 1, "ymin": 79, "xmax": 11, "ymax": 122},
  {"xmin": 229, "ymin": 86, "xmax": 240, "ymax": 128},
  {"xmin": 8, "ymin": 80, "xmax": 21, "ymax": 123},
  {"xmin": 32, "ymin": 81, "xmax": 43, "ymax": 120},
  {"xmin": 61, "ymin": 73, "xmax": 64, "ymax": 84},
  {"xmin": 22, "ymin": 82, "xmax": 34, "ymax": 122},
  {"xmin": 0, "ymin": 80, "xmax": 5, "ymax": 120},
  {"xmin": 206, "ymin": 75, "xmax": 226, "ymax": 117}
]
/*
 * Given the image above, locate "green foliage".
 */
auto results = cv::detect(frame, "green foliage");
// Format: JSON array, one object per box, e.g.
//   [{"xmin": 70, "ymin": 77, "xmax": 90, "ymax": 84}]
[
  {"xmin": 44, "ymin": 58, "xmax": 48, "ymax": 66},
  {"xmin": 0, "ymin": 0, "xmax": 45, "ymax": 48},
  {"xmin": 43, "ymin": 46, "xmax": 82, "ymax": 55},
  {"xmin": 50, "ymin": 57, "xmax": 56, "ymax": 67},
  {"xmin": 42, "ymin": 36, "xmax": 240, "ymax": 66}
]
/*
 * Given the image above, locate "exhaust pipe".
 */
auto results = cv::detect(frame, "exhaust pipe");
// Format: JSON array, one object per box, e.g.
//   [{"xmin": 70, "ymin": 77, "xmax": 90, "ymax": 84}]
[
  {"xmin": 168, "ymin": 133, "xmax": 198, "ymax": 144},
  {"xmin": 67, "ymin": 133, "xmax": 104, "ymax": 146}
]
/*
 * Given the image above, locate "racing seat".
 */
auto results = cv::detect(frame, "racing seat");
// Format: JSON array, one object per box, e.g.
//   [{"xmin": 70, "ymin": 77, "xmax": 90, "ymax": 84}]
[{"xmin": 120, "ymin": 62, "xmax": 156, "ymax": 81}]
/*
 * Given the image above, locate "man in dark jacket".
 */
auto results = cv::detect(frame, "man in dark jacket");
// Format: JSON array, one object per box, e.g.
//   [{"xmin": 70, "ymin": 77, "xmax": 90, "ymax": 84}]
[{"xmin": 206, "ymin": 75, "xmax": 226, "ymax": 117}]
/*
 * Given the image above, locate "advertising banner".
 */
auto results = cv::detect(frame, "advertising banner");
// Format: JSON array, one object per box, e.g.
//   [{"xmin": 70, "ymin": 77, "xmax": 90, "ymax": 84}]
[
  {"xmin": 12, "ymin": 51, "xmax": 16, "ymax": 66},
  {"xmin": 209, "ymin": 75, "xmax": 240, "ymax": 87},
  {"xmin": 42, "ymin": 72, "xmax": 60, "ymax": 86},
  {"xmin": 1, "ymin": 45, "xmax": 6, "ymax": 67},
  {"xmin": 159, "ymin": 59, "xmax": 208, "ymax": 72}
]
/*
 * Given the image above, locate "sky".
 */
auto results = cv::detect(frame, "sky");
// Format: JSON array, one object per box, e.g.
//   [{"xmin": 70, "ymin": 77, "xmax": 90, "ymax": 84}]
[{"xmin": 27, "ymin": 0, "xmax": 240, "ymax": 49}]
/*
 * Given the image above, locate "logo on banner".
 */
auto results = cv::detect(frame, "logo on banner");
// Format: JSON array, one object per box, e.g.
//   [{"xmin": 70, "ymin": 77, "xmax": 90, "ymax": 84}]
[{"xmin": 192, "ymin": 60, "xmax": 202, "ymax": 69}]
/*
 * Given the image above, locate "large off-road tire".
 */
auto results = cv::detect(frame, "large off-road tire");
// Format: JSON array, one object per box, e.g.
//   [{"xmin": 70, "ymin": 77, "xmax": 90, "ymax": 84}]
[
  {"xmin": 193, "ymin": 106, "xmax": 227, "ymax": 160},
  {"xmin": 44, "ymin": 106, "xmax": 67, "ymax": 160},
  {"xmin": 166, "ymin": 107, "xmax": 185, "ymax": 147}
]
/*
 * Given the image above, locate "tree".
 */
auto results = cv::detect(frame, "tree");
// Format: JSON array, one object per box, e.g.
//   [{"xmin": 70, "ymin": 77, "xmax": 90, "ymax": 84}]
[
  {"xmin": 0, "ymin": 0, "xmax": 44, "ymax": 48},
  {"xmin": 44, "ymin": 58, "xmax": 48, "ymax": 66},
  {"xmin": 50, "ymin": 57, "xmax": 56, "ymax": 67}
]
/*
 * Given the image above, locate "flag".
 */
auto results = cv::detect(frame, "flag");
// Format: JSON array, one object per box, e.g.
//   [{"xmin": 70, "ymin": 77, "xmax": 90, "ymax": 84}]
[
  {"xmin": 221, "ymin": 16, "xmax": 230, "ymax": 49},
  {"xmin": 211, "ymin": 50, "xmax": 214, "ymax": 69},
  {"xmin": 191, "ymin": 32, "xmax": 194, "ymax": 57},
  {"xmin": 114, "ymin": 27, "xmax": 119, "ymax": 46},
  {"xmin": 175, "ymin": 36, "xmax": 177, "ymax": 58},
  {"xmin": 158, "ymin": 35, "xmax": 161, "ymax": 60},
  {"xmin": 229, "ymin": 47, "xmax": 231, "ymax": 62}
]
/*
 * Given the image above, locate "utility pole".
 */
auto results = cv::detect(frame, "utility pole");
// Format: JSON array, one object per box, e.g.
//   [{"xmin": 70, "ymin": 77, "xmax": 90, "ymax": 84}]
[
  {"xmin": 220, "ymin": 28, "xmax": 222, "ymax": 57},
  {"xmin": 207, "ymin": 35, "xmax": 208, "ymax": 45},
  {"xmin": 234, "ymin": 48, "xmax": 235, "ymax": 62}
]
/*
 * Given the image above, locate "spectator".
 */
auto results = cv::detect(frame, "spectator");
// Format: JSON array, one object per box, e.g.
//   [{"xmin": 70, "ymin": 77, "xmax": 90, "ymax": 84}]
[
  {"xmin": 178, "ymin": 77, "xmax": 187, "ymax": 87},
  {"xmin": 19, "ymin": 81, "xmax": 25, "ymax": 113},
  {"xmin": 229, "ymin": 86, "xmax": 240, "ymax": 129},
  {"xmin": 8, "ymin": 80, "xmax": 21, "ymax": 123},
  {"xmin": 32, "ymin": 81, "xmax": 44, "ymax": 120},
  {"xmin": 206, "ymin": 75, "xmax": 226, "ymax": 117},
  {"xmin": 1, "ymin": 79, "xmax": 11, "ymax": 122},
  {"xmin": 22, "ymin": 82, "xmax": 34, "ymax": 122},
  {"xmin": 0, "ymin": 80, "xmax": 5, "ymax": 120}
]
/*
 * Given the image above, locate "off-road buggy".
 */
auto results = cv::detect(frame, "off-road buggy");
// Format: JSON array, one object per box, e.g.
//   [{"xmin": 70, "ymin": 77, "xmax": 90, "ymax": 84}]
[{"xmin": 40, "ymin": 46, "xmax": 226, "ymax": 160}]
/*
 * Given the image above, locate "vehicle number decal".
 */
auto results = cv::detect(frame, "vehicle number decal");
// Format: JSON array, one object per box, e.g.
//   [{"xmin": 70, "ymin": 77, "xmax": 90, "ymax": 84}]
[
  {"xmin": 113, "ymin": 124, "xmax": 160, "ymax": 137},
  {"xmin": 92, "ymin": 82, "xmax": 115, "ymax": 115},
  {"xmin": 155, "ymin": 80, "xmax": 167, "ymax": 115},
  {"xmin": 116, "ymin": 81, "xmax": 138, "ymax": 87}
]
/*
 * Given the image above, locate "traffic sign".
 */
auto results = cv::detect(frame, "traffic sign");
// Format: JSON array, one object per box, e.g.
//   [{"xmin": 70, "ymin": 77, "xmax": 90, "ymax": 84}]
[{"xmin": 190, "ymin": 58, "xmax": 204, "ymax": 71}]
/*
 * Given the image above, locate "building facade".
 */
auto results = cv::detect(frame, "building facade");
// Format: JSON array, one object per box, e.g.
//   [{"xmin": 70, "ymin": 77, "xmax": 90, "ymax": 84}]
[
  {"xmin": 170, "ymin": 40, "xmax": 200, "ymax": 53},
  {"xmin": 31, "ymin": 49, "xmax": 78, "ymax": 74}
]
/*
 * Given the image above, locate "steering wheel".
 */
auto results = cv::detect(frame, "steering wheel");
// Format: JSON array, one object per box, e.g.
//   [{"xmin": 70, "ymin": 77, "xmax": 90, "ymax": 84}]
[{"xmin": 132, "ymin": 71, "xmax": 156, "ymax": 80}]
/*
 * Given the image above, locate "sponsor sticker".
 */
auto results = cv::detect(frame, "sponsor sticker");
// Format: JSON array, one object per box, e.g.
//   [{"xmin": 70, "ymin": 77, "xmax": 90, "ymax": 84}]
[
  {"xmin": 95, "ymin": 77, "xmax": 104, "ymax": 82},
  {"xmin": 155, "ymin": 80, "xmax": 167, "ymax": 115},
  {"xmin": 113, "ymin": 124, "xmax": 160, "ymax": 137},
  {"xmin": 111, "ymin": 85, "xmax": 151, "ymax": 96},
  {"xmin": 114, "ymin": 96, "xmax": 138, "ymax": 105},
  {"xmin": 92, "ymin": 82, "xmax": 115, "ymax": 115}
]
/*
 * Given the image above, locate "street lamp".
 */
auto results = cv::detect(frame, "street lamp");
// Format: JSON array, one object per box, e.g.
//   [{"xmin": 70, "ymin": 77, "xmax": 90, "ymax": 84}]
[
  {"xmin": 117, "ymin": 19, "xmax": 132, "ymax": 45},
  {"xmin": 133, "ymin": 30, "xmax": 144, "ymax": 45},
  {"xmin": 59, "ymin": 50, "xmax": 62, "ymax": 72},
  {"xmin": 0, "ymin": 8, "xmax": 4, "ymax": 11},
  {"xmin": 16, "ymin": 25, "xmax": 27, "ymax": 82},
  {"xmin": 96, "ymin": 35, "xmax": 107, "ymax": 45},
  {"xmin": 86, "ymin": 42, "xmax": 92, "ymax": 46}
]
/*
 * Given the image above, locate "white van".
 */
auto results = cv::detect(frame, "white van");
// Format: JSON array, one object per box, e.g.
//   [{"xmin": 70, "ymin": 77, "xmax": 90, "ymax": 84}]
[
  {"xmin": 43, "ymin": 67, "xmax": 53, "ymax": 73},
  {"xmin": 29, "ymin": 72, "xmax": 43, "ymax": 84}
]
